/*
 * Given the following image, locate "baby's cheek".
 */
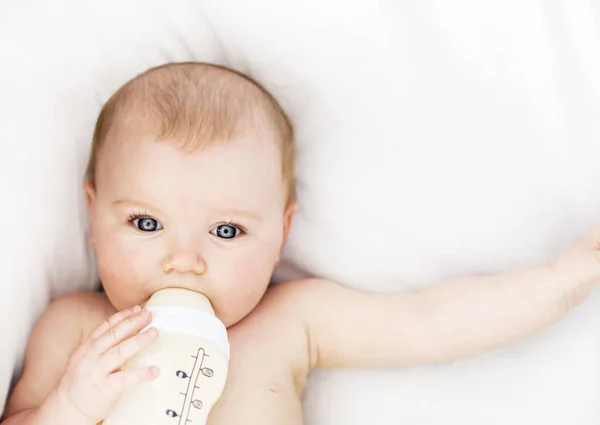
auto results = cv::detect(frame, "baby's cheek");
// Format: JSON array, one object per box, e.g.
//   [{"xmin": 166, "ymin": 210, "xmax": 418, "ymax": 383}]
[
  {"xmin": 216, "ymin": 248, "xmax": 275, "ymax": 325},
  {"xmin": 233, "ymin": 249, "xmax": 274, "ymax": 289},
  {"xmin": 97, "ymin": 238, "xmax": 149, "ymax": 308},
  {"xmin": 100, "ymin": 241, "xmax": 136, "ymax": 278}
]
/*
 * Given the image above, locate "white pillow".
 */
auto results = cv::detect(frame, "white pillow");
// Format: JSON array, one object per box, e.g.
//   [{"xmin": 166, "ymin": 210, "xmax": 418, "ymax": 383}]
[{"xmin": 2, "ymin": 1, "xmax": 600, "ymax": 424}]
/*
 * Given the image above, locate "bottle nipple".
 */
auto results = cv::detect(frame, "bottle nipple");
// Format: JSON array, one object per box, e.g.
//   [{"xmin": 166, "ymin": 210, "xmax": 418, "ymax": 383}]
[{"xmin": 143, "ymin": 288, "xmax": 214, "ymax": 313}]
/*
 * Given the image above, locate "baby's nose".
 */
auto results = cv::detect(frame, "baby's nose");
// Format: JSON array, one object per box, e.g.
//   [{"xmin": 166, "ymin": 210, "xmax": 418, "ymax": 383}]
[{"xmin": 161, "ymin": 250, "xmax": 205, "ymax": 275}]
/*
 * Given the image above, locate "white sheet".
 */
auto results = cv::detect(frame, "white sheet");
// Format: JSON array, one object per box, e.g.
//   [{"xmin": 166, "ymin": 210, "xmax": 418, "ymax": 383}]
[{"xmin": 1, "ymin": 1, "xmax": 599, "ymax": 423}]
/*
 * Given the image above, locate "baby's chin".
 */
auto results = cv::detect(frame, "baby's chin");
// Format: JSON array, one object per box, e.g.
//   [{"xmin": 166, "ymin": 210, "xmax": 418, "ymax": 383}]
[
  {"xmin": 214, "ymin": 290, "xmax": 270, "ymax": 328},
  {"xmin": 214, "ymin": 301, "xmax": 259, "ymax": 328}
]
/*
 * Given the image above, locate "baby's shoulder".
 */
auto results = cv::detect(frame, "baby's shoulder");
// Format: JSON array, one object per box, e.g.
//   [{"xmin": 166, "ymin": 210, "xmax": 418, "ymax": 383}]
[
  {"xmin": 49, "ymin": 290, "xmax": 111, "ymax": 310},
  {"xmin": 41, "ymin": 291, "xmax": 115, "ymax": 339},
  {"xmin": 4, "ymin": 291, "xmax": 114, "ymax": 417},
  {"xmin": 227, "ymin": 279, "xmax": 331, "ymax": 389}
]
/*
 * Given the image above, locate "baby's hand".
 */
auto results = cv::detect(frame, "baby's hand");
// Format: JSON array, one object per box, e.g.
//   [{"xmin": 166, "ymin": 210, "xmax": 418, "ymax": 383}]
[
  {"xmin": 55, "ymin": 305, "xmax": 159, "ymax": 424},
  {"xmin": 551, "ymin": 225, "xmax": 600, "ymax": 303}
]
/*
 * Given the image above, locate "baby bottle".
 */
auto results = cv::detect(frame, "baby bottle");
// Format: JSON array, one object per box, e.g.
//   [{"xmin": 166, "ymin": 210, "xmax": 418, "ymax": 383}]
[{"xmin": 103, "ymin": 288, "xmax": 230, "ymax": 425}]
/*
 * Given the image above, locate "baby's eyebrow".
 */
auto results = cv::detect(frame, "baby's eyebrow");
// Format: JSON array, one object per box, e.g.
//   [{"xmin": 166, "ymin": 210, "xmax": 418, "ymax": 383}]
[
  {"xmin": 214, "ymin": 208, "xmax": 263, "ymax": 222},
  {"xmin": 112, "ymin": 199, "xmax": 163, "ymax": 214}
]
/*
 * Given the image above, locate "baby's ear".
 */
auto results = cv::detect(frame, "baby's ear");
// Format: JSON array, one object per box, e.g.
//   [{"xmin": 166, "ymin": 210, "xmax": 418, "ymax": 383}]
[
  {"xmin": 83, "ymin": 182, "xmax": 95, "ymax": 209},
  {"xmin": 279, "ymin": 201, "xmax": 298, "ymax": 260},
  {"xmin": 83, "ymin": 182, "xmax": 97, "ymax": 252}
]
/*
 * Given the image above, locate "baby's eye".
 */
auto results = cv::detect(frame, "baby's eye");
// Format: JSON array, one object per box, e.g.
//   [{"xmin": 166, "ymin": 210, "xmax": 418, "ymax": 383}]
[
  {"xmin": 131, "ymin": 217, "xmax": 163, "ymax": 232},
  {"xmin": 210, "ymin": 224, "xmax": 243, "ymax": 240}
]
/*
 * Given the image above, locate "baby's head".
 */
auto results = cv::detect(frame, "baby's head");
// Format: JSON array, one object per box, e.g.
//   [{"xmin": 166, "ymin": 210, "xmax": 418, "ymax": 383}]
[{"xmin": 84, "ymin": 62, "xmax": 297, "ymax": 326}]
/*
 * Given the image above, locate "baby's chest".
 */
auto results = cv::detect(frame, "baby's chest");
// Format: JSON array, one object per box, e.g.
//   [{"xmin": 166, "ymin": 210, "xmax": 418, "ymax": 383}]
[{"xmin": 206, "ymin": 326, "xmax": 306, "ymax": 425}]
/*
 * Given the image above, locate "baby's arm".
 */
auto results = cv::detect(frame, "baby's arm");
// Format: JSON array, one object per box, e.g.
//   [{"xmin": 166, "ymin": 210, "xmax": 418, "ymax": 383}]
[
  {"xmin": 2, "ymin": 292, "xmax": 157, "ymax": 425},
  {"xmin": 2, "ymin": 294, "xmax": 96, "ymax": 424},
  {"xmin": 297, "ymin": 227, "xmax": 600, "ymax": 369}
]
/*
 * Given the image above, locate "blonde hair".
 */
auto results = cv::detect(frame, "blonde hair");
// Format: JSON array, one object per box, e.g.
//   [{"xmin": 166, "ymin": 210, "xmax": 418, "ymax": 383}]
[{"xmin": 86, "ymin": 62, "xmax": 296, "ymax": 203}]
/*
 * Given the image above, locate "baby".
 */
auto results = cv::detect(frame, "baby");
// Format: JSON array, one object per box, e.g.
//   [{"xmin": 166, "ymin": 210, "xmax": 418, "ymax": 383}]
[{"xmin": 2, "ymin": 62, "xmax": 600, "ymax": 425}]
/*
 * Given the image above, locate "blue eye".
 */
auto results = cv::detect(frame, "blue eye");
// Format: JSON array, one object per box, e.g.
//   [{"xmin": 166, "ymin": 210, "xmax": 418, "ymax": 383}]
[
  {"xmin": 210, "ymin": 224, "xmax": 242, "ymax": 240},
  {"xmin": 131, "ymin": 217, "xmax": 163, "ymax": 232}
]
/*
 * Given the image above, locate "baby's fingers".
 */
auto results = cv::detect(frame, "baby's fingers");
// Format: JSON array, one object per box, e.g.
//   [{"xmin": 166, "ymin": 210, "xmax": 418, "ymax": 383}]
[
  {"xmin": 89, "ymin": 305, "xmax": 142, "ymax": 340},
  {"xmin": 101, "ymin": 327, "xmax": 159, "ymax": 373},
  {"xmin": 90, "ymin": 309, "xmax": 152, "ymax": 355},
  {"xmin": 108, "ymin": 365, "xmax": 159, "ymax": 393}
]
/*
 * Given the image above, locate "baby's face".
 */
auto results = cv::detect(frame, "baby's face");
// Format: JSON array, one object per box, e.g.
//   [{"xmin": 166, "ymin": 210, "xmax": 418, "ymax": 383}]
[{"xmin": 85, "ymin": 134, "xmax": 295, "ymax": 327}]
